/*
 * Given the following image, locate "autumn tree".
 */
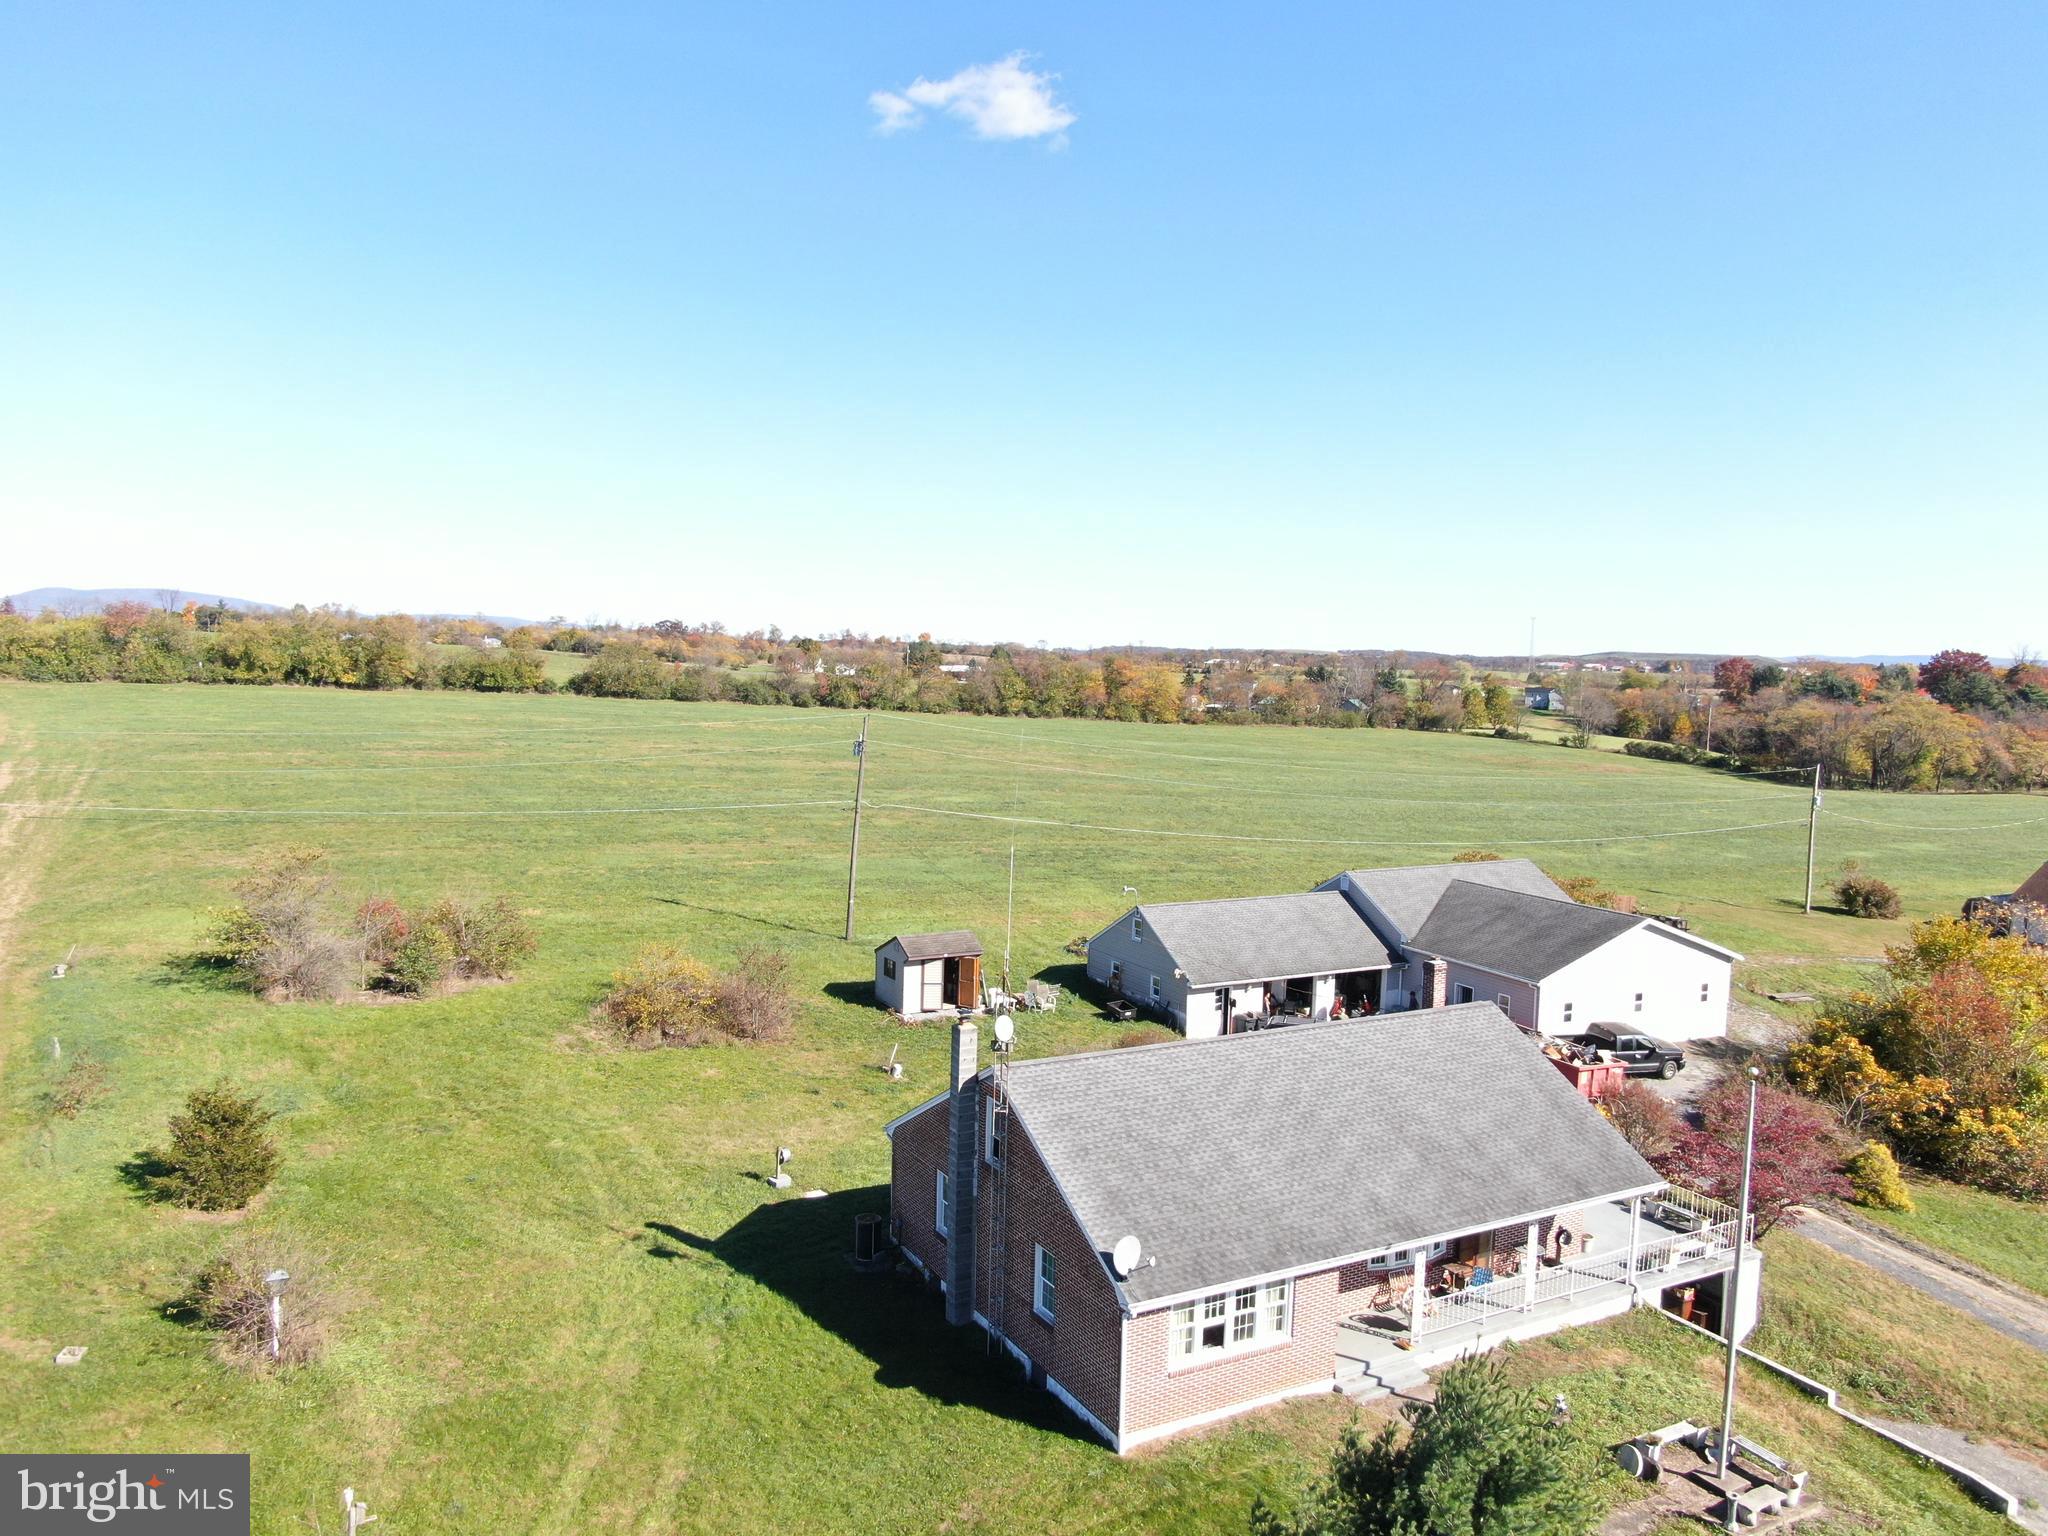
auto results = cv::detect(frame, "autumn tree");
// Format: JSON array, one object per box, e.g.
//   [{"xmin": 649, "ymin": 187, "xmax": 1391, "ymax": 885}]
[
  {"xmin": 1713, "ymin": 656, "xmax": 1755, "ymax": 702},
  {"xmin": 1919, "ymin": 649, "xmax": 2002, "ymax": 712},
  {"xmin": 1658, "ymin": 1073, "xmax": 1849, "ymax": 1235}
]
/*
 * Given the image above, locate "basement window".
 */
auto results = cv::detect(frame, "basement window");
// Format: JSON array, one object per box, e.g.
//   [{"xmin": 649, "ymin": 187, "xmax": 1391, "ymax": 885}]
[
  {"xmin": 1170, "ymin": 1279, "xmax": 1292, "ymax": 1364},
  {"xmin": 1149, "ymin": 974, "xmax": 1163, "ymax": 1004}
]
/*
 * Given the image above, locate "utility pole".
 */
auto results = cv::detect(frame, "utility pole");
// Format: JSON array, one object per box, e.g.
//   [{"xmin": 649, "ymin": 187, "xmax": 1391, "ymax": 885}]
[
  {"xmin": 844, "ymin": 715, "xmax": 869, "ymax": 942},
  {"xmin": 1715, "ymin": 1066, "xmax": 1761, "ymax": 1529},
  {"xmin": 1802, "ymin": 763, "xmax": 1822, "ymax": 915}
]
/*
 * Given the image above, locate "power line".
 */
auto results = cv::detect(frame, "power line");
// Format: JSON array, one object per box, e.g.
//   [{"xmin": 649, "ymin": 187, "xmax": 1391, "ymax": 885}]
[
  {"xmin": 869, "ymin": 736, "xmax": 1810, "ymax": 809},
  {"xmin": 863, "ymin": 800, "xmax": 1813, "ymax": 849},
  {"xmin": 0, "ymin": 797, "xmax": 851, "ymax": 821},
  {"xmin": 1822, "ymin": 807, "xmax": 2048, "ymax": 833}
]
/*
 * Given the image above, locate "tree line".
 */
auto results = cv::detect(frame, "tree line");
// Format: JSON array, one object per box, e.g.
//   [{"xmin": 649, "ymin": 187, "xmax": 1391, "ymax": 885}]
[{"xmin": 1564, "ymin": 650, "xmax": 2048, "ymax": 790}]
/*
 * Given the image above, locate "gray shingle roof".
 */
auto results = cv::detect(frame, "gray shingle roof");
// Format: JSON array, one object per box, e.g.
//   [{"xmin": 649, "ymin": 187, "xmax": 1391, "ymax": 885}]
[
  {"xmin": 1335, "ymin": 859, "xmax": 1568, "ymax": 943},
  {"xmin": 1406, "ymin": 882, "xmax": 1643, "ymax": 981},
  {"xmin": 882, "ymin": 930, "xmax": 982, "ymax": 961},
  {"xmin": 1138, "ymin": 892, "xmax": 1393, "ymax": 987},
  {"xmin": 1002, "ymin": 1003, "xmax": 1660, "ymax": 1307}
]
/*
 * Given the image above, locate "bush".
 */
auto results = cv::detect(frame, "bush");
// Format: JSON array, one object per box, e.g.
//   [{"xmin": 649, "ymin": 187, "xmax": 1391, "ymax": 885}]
[
  {"xmin": 1450, "ymin": 850, "xmax": 1503, "ymax": 863},
  {"xmin": 594, "ymin": 945, "xmax": 724, "ymax": 1046},
  {"xmin": 205, "ymin": 849, "xmax": 359, "ymax": 1001},
  {"xmin": 146, "ymin": 1083, "xmax": 280, "ymax": 1211},
  {"xmin": 352, "ymin": 896, "xmax": 410, "ymax": 970},
  {"xmin": 1553, "ymin": 873, "xmax": 1637, "ymax": 913},
  {"xmin": 1834, "ymin": 864, "xmax": 1902, "ymax": 919},
  {"xmin": 385, "ymin": 926, "xmax": 457, "ymax": 996},
  {"xmin": 712, "ymin": 946, "xmax": 797, "ymax": 1042},
  {"xmin": 1604, "ymin": 1079, "xmax": 1682, "ymax": 1161},
  {"xmin": 1845, "ymin": 1140, "xmax": 1914, "ymax": 1211},
  {"xmin": 423, "ymin": 896, "xmax": 537, "ymax": 979},
  {"xmin": 180, "ymin": 1237, "xmax": 337, "ymax": 1369},
  {"xmin": 1251, "ymin": 1354, "xmax": 1593, "ymax": 1536},
  {"xmin": 44, "ymin": 1051, "xmax": 110, "ymax": 1120},
  {"xmin": 595, "ymin": 944, "xmax": 796, "ymax": 1046}
]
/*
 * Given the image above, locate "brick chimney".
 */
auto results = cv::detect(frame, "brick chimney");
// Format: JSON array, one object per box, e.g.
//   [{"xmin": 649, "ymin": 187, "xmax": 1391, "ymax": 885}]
[
  {"xmin": 944, "ymin": 1019, "xmax": 980, "ymax": 1326},
  {"xmin": 1423, "ymin": 958, "xmax": 1449, "ymax": 1009}
]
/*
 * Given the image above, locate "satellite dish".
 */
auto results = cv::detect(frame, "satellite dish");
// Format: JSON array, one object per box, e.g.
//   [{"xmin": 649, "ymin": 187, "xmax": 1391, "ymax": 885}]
[
  {"xmin": 1111, "ymin": 1234, "xmax": 1143, "ymax": 1278},
  {"xmin": 992, "ymin": 1015, "xmax": 1015, "ymax": 1048}
]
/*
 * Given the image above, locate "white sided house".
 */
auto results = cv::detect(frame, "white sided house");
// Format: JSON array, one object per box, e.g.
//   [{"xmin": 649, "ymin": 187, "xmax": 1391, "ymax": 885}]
[
  {"xmin": 883, "ymin": 1003, "xmax": 1757, "ymax": 1452},
  {"xmin": 1319, "ymin": 861, "xmax": 1742, "ymax": 1042},
  {"xmin": 1083, "ymin": 892, "xmax": 1395, "ymax": 1036}
]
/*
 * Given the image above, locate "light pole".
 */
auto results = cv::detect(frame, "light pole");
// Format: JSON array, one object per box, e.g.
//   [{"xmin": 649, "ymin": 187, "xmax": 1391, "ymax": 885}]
[
  {"xmin": 263, "ymin": 1269, "xmax": 289, "ymax": 1363},
  {"xmin": 1715, "ymin": 1066, "xmax": 1761, "ymax": 1528}
]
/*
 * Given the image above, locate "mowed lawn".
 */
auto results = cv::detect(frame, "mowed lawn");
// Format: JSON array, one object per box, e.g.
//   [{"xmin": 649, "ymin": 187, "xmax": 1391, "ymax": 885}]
[{"xmin": 0, "ymin": 682, "xmax": 2038, "ymax": 1535}]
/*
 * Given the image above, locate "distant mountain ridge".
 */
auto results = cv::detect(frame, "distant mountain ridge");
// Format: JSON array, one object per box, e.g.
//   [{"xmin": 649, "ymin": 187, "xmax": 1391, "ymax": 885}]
[{"xmin": 4, "ymin": 586, "xmax": 277, "ymax": 615}]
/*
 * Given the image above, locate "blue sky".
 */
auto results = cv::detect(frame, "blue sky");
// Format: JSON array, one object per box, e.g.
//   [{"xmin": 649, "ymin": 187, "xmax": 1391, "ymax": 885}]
[{"xmin": 2, "ymin": 3, "xmax": 2044, "ymax": 654}]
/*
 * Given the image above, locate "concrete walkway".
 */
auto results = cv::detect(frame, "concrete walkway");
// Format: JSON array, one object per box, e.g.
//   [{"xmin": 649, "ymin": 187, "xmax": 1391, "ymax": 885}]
[
  {"xmin": 1793, "ymin": 1205, "xmax": 2048, "ymax": 1357},
  {"xmin": 1865, "ymin": 1419, "xmax": 2048, "ymax": 1535}
]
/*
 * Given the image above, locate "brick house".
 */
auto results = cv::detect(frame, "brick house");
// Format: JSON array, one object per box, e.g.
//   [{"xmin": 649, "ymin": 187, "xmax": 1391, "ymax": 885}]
[{"xmin": 884, "ymin": 1003, "xmax": 1755, "ymax": 1452}]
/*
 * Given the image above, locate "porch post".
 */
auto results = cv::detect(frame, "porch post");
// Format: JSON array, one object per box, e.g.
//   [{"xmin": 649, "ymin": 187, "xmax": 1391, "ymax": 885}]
[
  {"xmin": 1409, "ymin": 1250, "xmax": 1427, "ymax": 1340},
  {"xmin": 1626, "ymin": 1195, "xmax": 1643, "ymax": 1292},
  {"xmin": 1522, "ymin": 1223, "xmax": 1539, "ymax": 1310}
]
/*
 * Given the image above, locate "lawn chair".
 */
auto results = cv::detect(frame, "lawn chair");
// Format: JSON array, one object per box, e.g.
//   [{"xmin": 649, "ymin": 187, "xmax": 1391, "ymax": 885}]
[{"xmin": 1023, "ymin": 980, "xmax": 1061, "ymax": 1012}]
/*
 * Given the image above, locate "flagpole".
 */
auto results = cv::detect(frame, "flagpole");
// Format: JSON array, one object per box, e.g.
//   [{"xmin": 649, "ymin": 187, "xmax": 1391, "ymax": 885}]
[{"xmin": 1716, "ymin": 1065, "xmax": 1761, "ymax": 1528}]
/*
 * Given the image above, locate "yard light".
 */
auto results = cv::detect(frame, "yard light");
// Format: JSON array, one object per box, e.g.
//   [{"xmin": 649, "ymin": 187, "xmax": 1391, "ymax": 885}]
[{"xmin": 263, "ymin": 1269, "xmax": 289, "ymax": 1362}]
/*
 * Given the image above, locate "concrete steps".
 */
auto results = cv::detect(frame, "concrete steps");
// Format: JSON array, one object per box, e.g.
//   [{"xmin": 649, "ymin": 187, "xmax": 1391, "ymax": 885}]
[{"xmin": 1334, "ymin": 1356, "xmax": 1431, "ymax": 1399}]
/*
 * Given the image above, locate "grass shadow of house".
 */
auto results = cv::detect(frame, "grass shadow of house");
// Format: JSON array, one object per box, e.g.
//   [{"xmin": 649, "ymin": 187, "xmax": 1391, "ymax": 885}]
[
  {"xmin": 644, "ymin": 1190, "xmax": 1095, "ymax": 1446},
  {"xmin": 821, "ymin": 979, "xmax": 879, "ymax": 1010}
]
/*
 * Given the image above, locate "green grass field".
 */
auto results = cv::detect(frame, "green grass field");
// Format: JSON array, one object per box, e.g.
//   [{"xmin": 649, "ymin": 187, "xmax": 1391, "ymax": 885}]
[
  {"xmin": 2, "ymin": 682, "xmax": 2041, "ymax": 1534},
  {"xmin": 1853, "ymin": 1176, "xmax": 2048, "ymax": 1299}
]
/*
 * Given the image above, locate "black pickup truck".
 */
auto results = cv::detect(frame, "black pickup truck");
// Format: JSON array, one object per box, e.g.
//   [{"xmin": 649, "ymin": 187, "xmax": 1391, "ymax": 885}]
[{"xmin": 1560, "ymin": 1024, "xmax": 1686, "ymax": 1079}]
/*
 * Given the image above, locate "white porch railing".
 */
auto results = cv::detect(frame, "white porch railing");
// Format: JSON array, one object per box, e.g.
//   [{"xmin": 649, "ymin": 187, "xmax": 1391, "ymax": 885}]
[{"xmin": 1410, "ymin": 1183, "xmax": 1743, "ymax": 1338}]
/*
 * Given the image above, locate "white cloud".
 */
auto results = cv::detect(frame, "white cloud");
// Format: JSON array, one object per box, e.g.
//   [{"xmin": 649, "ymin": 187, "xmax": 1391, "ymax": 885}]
[{"xmin": 869, "ymin": 53, "xmax": 1075, "ymax": 142}]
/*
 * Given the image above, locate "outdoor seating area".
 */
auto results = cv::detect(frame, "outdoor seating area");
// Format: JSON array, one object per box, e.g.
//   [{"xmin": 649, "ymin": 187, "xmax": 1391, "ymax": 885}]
[
  {"xmin": 1336, "ymin": 1184, "xmax": 1748, "ymax": 1351},
  {"xmin": 985, "ymin": 979, "xmax": 1062, "ymax": 1014}
]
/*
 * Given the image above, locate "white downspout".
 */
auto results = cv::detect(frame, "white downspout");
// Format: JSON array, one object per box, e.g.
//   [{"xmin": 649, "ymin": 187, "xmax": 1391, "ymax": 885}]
[
  {"xmin": 1409, "ymin": 1249, "xmax": 1427, "ymax": 1340},
  {"xmin": 1523, "ymin": 1222, "xmax": 1539, "ymax": 1310}
]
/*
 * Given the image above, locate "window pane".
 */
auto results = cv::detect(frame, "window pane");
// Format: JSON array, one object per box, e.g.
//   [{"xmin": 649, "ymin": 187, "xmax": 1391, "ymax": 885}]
[{"xmin": 1203, "ymin": 1293, "xmax": 1226, "ymax": 1321}]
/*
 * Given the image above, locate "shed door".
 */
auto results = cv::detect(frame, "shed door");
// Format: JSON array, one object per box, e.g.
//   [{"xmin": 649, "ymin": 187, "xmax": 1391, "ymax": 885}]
[
  {"xmin": 955, "ymin": 955, "xmax": 980, "ymax": 1007},
  {"xmin": 921, "ymin": 962, "xmax": 944, "ymax": 1012}
]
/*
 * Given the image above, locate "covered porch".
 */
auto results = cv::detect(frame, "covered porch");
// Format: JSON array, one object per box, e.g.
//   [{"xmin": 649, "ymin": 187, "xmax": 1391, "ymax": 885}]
[
  {"xmin": 1333, "ymin": 1183, "xmax": 1748, "ymax": 1376},
  {"xmin": 1215, "ymin": 966, "xmax": 1389, "ymax": 1032}
]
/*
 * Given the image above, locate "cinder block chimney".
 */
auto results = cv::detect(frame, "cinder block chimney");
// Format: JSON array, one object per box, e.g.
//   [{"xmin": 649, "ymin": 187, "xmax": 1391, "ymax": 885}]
[
  {"xmin": 1424, "ymin": 958, "xmax": 1449, "ymax": 1009},
  {"xmin": 944, "ymin": 1019, "xmax": 980, "ymax": 1325}
]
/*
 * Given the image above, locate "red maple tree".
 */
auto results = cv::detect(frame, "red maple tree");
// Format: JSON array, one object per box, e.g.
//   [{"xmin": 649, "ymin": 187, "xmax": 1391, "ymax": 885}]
[{"xmin": 1658, "ymin": 1074, "xmax": 1849, "ymax": 1235}]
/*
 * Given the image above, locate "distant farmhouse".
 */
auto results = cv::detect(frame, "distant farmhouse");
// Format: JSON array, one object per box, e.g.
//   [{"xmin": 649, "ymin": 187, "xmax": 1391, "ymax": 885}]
[
  {"xmin": 886, "ymin": 1006, "xmax": 1754, "ymax": 1452},
  {"xmin": 1086, "ymin": 860, "xmax": 1739, "ymax": 1042},
  {"xmin": 1524, "ymin": 684, "xmax": 1564, "ymax": 711}
]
